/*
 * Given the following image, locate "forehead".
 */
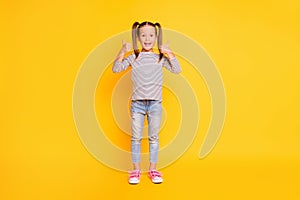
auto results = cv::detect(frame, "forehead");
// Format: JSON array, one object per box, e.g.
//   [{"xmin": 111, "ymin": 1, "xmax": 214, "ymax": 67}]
[{"xmin": 139, "ymin": 25, "xmax": 156, "ymax": 33}]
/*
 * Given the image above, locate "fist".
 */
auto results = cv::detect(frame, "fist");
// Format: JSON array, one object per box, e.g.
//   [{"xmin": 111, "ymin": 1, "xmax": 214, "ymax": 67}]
[
  {"xmin": 122, "ymin": 39, "xmax": 132, "ymax": 53},
  {"xmin": 160, "ymin": 41, "xmax": 172, "ymax": 54},
  {"xmin": 160, "ymin": 41, "xmax": 175, "ymax": 58}
]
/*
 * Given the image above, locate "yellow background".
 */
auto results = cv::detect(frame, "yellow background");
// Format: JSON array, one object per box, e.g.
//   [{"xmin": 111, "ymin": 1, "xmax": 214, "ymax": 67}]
[{"xmin": 1, "ymin": 0, "xmax": 300, "ymax": 199}]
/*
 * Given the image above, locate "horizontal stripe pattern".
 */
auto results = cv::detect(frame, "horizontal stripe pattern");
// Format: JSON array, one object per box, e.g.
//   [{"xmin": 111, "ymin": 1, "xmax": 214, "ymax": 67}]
[{"xmin": 113, "ymin": 52, "xmax": 181, "ymax": 100}]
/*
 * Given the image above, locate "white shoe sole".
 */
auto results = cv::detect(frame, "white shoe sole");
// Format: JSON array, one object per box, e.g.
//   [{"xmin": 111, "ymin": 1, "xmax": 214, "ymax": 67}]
[
  {"xmin": 129, "ymin": 179, "xmax": 140, "ymax": 184},
  {"xmin": 151, "ymin": 177, "xmax": 163, "ymax": 184}
]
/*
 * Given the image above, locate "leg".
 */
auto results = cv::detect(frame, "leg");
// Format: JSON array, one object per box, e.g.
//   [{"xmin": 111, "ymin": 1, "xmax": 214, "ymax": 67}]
[
  {"xmin": 131, "ymin": 101, "xmax": 146, "ymax": 170},
  {"xmin": 147, "ymin": 101, "xmax": 162, "ymax": 169}
]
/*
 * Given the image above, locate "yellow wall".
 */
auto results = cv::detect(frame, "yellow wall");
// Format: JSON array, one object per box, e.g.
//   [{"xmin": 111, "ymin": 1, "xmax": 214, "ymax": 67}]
[{"xmin": 1, "ymin": 0, "xmax": 300, "ymax": 199}]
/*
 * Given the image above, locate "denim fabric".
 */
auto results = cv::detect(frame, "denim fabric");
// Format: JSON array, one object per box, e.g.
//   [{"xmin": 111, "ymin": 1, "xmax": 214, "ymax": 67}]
[{"xmin": 131, "ymin": 100, "xmax": 162, "ymax": 163}]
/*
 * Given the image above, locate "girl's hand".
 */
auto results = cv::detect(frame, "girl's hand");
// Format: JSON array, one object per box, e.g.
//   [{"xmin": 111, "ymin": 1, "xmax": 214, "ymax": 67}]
[
  {"xmin": 115, "ymin": 39, "xmax": 132, "ymax": 62},
  {"xmin": 121, "ymin": 39, "xmax": 132, "ymax": 53},
  {"xmin": 160, "ymin": 41, "xmax": 175, "ymax": 59}
]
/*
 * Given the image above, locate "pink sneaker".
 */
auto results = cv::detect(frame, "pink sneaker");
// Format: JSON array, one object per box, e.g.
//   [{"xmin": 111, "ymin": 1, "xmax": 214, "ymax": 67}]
[
  {"xmin": 148, "ymin": 170, "xmax": 163, "ymax": 184},
  {"xmin": 128, "ymin": 170, "xmax": 141, "ymax": 184}
]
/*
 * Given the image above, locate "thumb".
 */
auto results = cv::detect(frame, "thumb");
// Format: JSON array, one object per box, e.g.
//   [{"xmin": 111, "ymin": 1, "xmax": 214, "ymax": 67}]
[
  {"xmin": 165, "ymin": 41, "xmax": 170, "ymax": 47},
  {"xmin": 122, "ymin": 39, "xmax": 125, "ymax": 45}
]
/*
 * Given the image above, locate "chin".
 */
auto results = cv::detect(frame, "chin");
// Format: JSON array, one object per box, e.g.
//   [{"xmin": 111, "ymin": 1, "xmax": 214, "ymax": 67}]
[{"xmin": 142, "ymin": 47, "xmax": 154, "ymax": 51}]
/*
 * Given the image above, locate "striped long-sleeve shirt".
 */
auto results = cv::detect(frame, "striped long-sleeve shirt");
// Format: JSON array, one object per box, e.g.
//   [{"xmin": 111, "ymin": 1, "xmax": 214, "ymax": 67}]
[{"xmin": 112, "ymin": 52, "xmax": 181, "ymax": 101}]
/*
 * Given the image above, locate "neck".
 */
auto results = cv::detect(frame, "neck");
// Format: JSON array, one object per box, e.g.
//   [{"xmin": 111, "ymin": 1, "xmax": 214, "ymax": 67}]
[{"xmin": 142, "ymin": 48, "xmax": 154, "ymax": 52}]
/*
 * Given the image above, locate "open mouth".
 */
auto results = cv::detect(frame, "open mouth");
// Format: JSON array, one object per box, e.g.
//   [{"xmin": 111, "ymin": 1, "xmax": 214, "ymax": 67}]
[{"xmin": 144, "ymin": 42, "xmax": 152, "ymax": 47}]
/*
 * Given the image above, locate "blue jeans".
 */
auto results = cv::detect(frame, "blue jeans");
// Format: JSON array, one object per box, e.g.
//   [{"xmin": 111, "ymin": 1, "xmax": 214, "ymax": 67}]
[{"xmin": 131, "ymin": 100, "xmax": 162, "ymax": 164}]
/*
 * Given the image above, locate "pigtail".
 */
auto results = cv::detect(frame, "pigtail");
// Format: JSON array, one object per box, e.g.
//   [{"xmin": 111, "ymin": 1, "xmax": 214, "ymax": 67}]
[
  {"xmin": 132, "ymin": 22, "xmax": 140, "ymax": 59},
  {"xmin": 155, "ymin": 22, "xmax": 163, "ymax": 62}
]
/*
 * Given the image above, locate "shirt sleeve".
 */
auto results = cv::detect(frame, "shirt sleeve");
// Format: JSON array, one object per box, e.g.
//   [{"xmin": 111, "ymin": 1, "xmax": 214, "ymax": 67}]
[
  {"xmin": 112, "ymin": 54, "xmax": 135, "ymax": 73},
  {"xmin": 162, "ymin": 56, "xmax": 181, "ymax": 74}
]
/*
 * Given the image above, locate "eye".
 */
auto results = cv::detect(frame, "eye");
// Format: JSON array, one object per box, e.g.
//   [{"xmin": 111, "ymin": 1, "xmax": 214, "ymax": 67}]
[{"xmin": 150, "ymin": 34, "xmax": 154, "ymax": 37}]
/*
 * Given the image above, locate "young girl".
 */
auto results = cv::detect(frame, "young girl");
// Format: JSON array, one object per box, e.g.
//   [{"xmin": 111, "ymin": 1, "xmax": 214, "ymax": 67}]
[{"xmin": 112, "ymin": 21, "xmax": 181, "ymax": 184}]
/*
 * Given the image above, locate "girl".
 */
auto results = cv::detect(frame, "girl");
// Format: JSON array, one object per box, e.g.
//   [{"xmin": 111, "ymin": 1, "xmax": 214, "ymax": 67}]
[{"xmin": 112, "ymin": 21, "xmax": 181, "ymax": 184}]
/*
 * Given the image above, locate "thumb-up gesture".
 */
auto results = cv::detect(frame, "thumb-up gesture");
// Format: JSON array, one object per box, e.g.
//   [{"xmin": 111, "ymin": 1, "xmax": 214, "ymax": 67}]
[
  {"xmin": 160, "ymin": 41, "xmax": 171, "ymax": 53},
  {"xmin": 160, "ymin": 41, "xmax": 175, "ymax": 58},
  {"xmin": 121, "ymin": 39, "xmax": 132, "ymax": 53}
]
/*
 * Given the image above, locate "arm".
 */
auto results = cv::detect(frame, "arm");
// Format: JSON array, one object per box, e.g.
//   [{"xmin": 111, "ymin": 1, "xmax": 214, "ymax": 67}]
[
  {"xmin": 163, "ymin": 56, "xmax": 181, "ymax": 74},
  {"xmin": 160, "ymin": 42, "xmax": 181, "ymax": 74},
  {"xmin": 112, "ymin": 40, "xmax": 133, "ymax": 73}
]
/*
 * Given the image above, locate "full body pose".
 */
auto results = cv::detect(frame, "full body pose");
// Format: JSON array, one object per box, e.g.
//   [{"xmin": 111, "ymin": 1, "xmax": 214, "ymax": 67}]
[{"xmin": 112, "ymin": 21, "xmax": 181, "ymax": 184}]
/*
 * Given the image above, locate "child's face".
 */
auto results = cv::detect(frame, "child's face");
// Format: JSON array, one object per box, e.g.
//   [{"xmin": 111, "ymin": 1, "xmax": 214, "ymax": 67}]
[{"xmin": 138, "ymin": 25, "xmax": 157, "ymax": 51}]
